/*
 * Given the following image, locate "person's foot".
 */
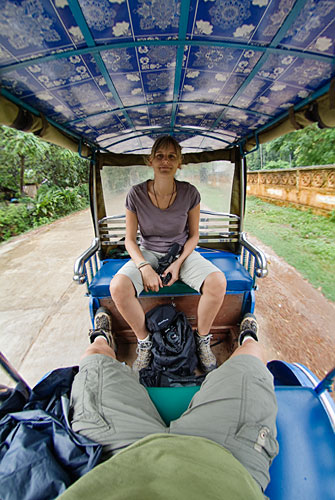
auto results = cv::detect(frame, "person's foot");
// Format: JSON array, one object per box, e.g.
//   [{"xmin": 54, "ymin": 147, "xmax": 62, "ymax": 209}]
[
  {"xmin": 238, "ymin": 313, "xmax": 259, "ymax": 345},
  {"xmin": 195, "ymin": 332, "xmax": 217, "ymax": 373},
  {"xmin": 89, "ymin": 307, "xmax": 117, "ymax": 352},
  {"xmin": 132, "ymin": 338, "xmax": 152, "ymax": 372}
]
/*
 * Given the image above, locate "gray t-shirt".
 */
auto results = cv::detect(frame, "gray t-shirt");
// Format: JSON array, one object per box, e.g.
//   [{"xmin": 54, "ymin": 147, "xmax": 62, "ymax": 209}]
[{"xmin": 125, "ymin": 180, "xmax": 201, "ymax": 253}]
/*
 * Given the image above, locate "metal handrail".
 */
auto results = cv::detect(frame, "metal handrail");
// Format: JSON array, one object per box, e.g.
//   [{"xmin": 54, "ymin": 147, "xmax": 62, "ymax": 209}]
[
  {"xmin": 98, "ymin": 212, "xmax": 242, "ymax": 246},
  {"xmin": 74, "ymin": 214, "xmax": 268, "ymax": 285},
  {"xmin": 240, "ymin": 232, "xmax": 268, "ymax": 278},
  {"xmin": 199, "ymin": 210, "xmax": 240, "ymax": 219},
  {"xmin": 0, "ymin": 351, "xmax": 30, "ymax": 389},
  {"xmin": 99, "ymin": 211, "xmax": 240, "ymax": 223},
  {"xmin": 73, "ymin": 237, "xmax": 99, "ymax": 284}
]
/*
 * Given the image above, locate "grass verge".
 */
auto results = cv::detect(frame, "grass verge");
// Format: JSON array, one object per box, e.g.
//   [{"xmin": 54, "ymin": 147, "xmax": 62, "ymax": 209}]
[{"xmin": 244, "ymin": 197, "xmax": 335, "ymax": 302}]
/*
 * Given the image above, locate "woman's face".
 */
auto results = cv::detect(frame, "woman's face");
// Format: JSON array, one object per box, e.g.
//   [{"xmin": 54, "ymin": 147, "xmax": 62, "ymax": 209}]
[{"xmin": 149, "ymin": 144, "xmax": 182, "ymax": 177}]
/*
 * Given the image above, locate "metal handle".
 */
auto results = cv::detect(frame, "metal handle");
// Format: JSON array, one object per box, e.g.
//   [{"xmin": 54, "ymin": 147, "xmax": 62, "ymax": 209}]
[
  {"xmin": 0, "ymin": 351, "xmax": 30, "ymax": 388},
  {"xmin": 73, "ymin": 237, "xmax": 99, "ymax": 284},
  {"xmin": 240, "ymin": 232, "xmax": 268, "ymax": 278}
]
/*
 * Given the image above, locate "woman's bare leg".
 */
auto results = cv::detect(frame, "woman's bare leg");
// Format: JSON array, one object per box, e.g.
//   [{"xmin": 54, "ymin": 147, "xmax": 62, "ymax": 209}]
[
  {"xmin": 109, "ymin": 274, "xmax": 149, "ymax": 340},
  {"xmin": 195, "ymin": 272, "xmax": 227, "ymax": 372},
  {"xmin": 197, "ymin": 272, "xmax": 227, "ymax": 335}
]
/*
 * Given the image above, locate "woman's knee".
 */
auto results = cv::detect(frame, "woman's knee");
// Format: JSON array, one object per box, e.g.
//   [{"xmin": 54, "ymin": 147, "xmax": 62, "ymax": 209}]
[
  {"xmin": 110, "ymin": 275, "xmax": 135, "ymax": 303},
  {"xmin": 202, "ymin": 271, "xmax": 227, "ymax": 297}
]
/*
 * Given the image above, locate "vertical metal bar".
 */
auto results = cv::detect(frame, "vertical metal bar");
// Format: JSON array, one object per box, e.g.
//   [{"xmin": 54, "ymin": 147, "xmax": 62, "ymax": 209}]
[
  {"xmin": 88, "ymin": 258, "xmax": 94, "ymax": 283},
  {"xmin": 240, "ymin": 155, "xmax": 245, "ymax": 233},
  {"xmin": 84, "ymin": 263, "xmax": 90, "ymax": 293},
  {"xmin": 93, "ymin": 253, "xmax": 99, "ymax": 274},
  {"xmin": 242, "ymin": 247, "xmax": 247, "ymax": 267},
  {"xmin": 247, "ymin": 252, "xmax": 252, "ymax": 273},
  {"xmin": 92, "ymin": 162, "xmax": 99, "ymax": 238}
]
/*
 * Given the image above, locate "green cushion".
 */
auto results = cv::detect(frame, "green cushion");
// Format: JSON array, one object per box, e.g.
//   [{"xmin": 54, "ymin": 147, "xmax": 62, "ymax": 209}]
[
  {"xmin": 140, "ymin": 280, "xmax": 198, "ymax": 296},
  {"xmin": 146, "ymin": 386, "xmax": 201, "ymax": 425}
]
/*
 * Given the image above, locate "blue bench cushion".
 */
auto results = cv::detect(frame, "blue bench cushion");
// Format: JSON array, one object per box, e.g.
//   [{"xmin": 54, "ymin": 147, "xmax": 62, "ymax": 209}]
[
  {"xmin": 146, "ymin": 385, "xmax": 335, "ymax": 500},
  {"xmin": 88, "ymin": 250, "xmax": 253, "ymax": 298}
]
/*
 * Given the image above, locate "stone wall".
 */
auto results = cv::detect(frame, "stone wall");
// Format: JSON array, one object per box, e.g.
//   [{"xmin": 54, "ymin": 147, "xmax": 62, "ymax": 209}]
[{"xmin": 247, "ymin": 165, "xmax": 335, "ymax": 215}]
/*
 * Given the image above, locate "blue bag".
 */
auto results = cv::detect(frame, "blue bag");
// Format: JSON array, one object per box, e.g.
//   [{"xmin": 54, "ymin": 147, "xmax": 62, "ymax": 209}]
[{"xmin": 0, "ymin": 367, "xmax": 102, "ymax": 500}]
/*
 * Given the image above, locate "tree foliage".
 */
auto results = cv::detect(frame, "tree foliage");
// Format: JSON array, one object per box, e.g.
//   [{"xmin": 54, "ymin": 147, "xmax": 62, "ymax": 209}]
[
  {"xmin": 0, "ymin": 184, "xmax": 90, "ymax": 241},
  {"xmin": 246, "ymin": 124, "xmax": 335, "ymax": 171},
  {"xmin": 0, "ymin": 125, "xmax": 89, "ymax": 196},
  {"xmin": 0, "ymin": 125, "xmax": 90, "ymax": 240}
]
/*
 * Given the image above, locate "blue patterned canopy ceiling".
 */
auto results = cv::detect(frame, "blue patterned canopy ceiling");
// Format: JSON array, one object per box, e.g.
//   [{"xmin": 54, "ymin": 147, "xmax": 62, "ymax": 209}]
[{"xmin": 0, "ymin": 0, "xmax": 334, "ymax": 154}]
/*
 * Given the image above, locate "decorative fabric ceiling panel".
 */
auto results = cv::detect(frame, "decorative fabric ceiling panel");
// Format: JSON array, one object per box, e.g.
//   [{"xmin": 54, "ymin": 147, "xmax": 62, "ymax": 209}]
[{"xmin": 0, "ymin": 0, "xmax": 334, "ymax": 154}]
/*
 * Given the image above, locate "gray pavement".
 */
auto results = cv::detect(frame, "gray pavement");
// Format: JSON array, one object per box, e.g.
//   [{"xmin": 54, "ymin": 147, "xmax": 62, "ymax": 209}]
[{"xmin": 0, "ymin": 209, "xmax": 94, "ymax": 387}]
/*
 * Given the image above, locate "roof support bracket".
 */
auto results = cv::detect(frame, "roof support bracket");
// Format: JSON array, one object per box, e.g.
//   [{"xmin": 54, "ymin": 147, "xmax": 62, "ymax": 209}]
[{"xmin": 239, "ymin": 134, "xmax": 259, "ymax": 157}]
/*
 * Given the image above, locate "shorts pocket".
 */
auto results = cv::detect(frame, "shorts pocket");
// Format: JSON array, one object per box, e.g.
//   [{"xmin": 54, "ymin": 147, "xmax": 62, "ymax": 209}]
[
  {"xmin": 232, "ymin": 423, "xmax": 279, "ymax": 461},
  {"xmin": 225, "ymin": 423, "xmax": 279, "ymax": 491},
  {"xmin": 70, "ymin": 366, "xmax": 113, "ymax": 436}
]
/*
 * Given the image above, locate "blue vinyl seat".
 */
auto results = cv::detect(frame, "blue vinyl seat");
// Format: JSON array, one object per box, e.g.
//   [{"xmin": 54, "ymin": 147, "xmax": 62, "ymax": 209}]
[{"xmin": 88, "ymin": 250, "xmax": 253, "ymax": 298}]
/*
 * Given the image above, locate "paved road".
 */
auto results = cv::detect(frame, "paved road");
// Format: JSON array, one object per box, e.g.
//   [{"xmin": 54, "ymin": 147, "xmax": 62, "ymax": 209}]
[
  {"xmin": 1, "ymin": 209, "xmax": 335, "ymax": 387},
  {"xmin": 0, "ymin": 209, "xmax": 94, "ymax": 386}
]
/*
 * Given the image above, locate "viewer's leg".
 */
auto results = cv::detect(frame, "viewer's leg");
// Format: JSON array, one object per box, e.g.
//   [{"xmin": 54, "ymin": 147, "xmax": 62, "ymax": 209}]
[
  {"xmin": 230, "ymin": 337, "xmax": 267, "ymax": 363},
  {"xmin": 70, "ymin": 315, "xmax": 166, "ymax": 460},
  {"xmin": 170, "ymin": 325, "xmax": 278, "ymax": 492},
  {"xmin": 82, "ymin": 336, "xmax": 117, "ymax": 360}
]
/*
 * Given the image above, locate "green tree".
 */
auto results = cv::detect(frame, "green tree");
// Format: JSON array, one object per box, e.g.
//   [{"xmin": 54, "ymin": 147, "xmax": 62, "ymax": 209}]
[
  {"xmin": 36, "ymin": 145, "xmax": 89, "ymax": 188},
  {"xmin": 247, "ymin": 124, "xmax": 335, "ymax": 170},
  {"xmin": 0, "ymin": 125, "xmax": 89, "ymax": 194},
  {"xmin": 293, "ymin": 125, "xmax": 335, "ymax": 166},
  {"xmin": 0, "ymin": 126, "xmax": 47, "ymax": 195}
]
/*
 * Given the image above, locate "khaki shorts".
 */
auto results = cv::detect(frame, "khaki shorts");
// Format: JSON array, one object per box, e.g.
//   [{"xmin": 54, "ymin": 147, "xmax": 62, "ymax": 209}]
[
  {"xmin": 116, "ymin": 249, "xmax": 222, "ymax": 296},
  {"xmin": 70, "ymin": 354, "xmax": 278, "ymax": 491}
]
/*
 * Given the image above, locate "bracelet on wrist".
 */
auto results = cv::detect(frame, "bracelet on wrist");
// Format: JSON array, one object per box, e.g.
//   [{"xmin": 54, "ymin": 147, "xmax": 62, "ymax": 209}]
[{"xmin": 137, "ymin": 261, "xmax": 150, "ymax": 270}]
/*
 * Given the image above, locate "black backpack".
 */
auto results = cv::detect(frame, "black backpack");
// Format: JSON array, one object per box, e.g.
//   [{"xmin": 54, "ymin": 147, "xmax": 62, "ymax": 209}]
[{"xmin": 139, "ymin": 304, "xmax": 205, "ymax": 387}]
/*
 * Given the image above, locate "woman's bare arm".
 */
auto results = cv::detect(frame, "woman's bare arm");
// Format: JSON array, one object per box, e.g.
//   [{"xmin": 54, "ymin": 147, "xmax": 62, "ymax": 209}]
[{"xmin": 125, "ymin": 209, "xmax": 162, "ymax": 292}]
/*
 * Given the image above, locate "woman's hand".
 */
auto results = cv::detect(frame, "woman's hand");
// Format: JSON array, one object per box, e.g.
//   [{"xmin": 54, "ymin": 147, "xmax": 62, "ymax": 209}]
[
  {"xmin": 162, "ymin": 260, "xmax": 181, "ymax": 286},
  {"xmin": 140, "ymin": 265, "xmax": 162, "ymax": 292}
]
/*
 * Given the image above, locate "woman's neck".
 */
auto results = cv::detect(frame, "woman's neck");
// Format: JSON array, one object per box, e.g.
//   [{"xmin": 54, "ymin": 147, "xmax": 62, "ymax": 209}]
[
  {"xmin": 148, "ymin": 178, "xmax": 177, "ymax": 210},
  {"xmin": 152, "ymin": 177, "xmax": 175, "ymax": 195}
]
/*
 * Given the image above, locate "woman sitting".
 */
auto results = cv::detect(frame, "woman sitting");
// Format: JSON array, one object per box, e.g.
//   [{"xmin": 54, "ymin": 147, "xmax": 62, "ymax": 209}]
[{"xmin": 109, "ymin": 136, "xmax": 227, "ymax": 372}]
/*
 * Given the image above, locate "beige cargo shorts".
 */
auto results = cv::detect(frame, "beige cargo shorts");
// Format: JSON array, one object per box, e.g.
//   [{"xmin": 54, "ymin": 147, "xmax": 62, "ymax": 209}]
[{"xmin": 70, "ymin": 354, "xmax": 278, "ymax": 491}]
